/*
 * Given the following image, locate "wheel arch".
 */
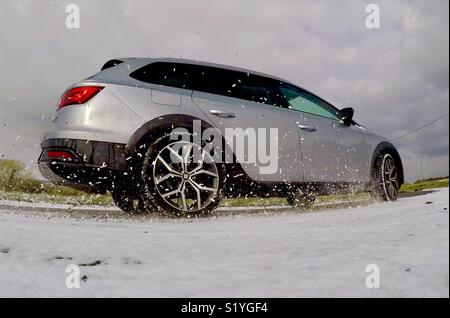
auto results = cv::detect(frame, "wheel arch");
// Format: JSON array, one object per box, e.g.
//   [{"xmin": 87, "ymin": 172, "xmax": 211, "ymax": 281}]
[
  {"xmin": 126, "ymin": 114, "xmax": 214, "ymax": 156},
  {"xmin": 124, "ymin": 114, "xmax": 247, "ymax": 178},
  {"xmin": 371, "ymin": 141, "xmax": 404, "ymax": 186}
]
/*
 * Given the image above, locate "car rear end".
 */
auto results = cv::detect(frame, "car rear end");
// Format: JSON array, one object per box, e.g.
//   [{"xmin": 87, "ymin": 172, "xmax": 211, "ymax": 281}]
[{"xmin": 38, "ymin": 59, "xmax": 146, "ymax": 192}]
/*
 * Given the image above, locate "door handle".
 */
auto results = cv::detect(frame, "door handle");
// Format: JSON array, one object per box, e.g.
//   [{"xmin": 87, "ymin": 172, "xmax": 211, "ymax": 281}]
[
  {"xmin": 209, "ymin": 110, "xmax": 236, "ymax": 118},
  {"xmin": 297, "ymin": 124, "xmax": 317, "ymax": 132}
]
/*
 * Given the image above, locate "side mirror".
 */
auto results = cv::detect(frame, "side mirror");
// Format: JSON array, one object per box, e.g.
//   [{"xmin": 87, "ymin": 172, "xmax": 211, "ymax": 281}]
[{"xmin": 340, "ymin": 107, "xmax": 354, "ymax": 126}]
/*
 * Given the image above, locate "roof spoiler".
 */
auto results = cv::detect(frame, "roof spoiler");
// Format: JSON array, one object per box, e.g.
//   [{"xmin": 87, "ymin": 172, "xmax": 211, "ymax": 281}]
[{"xmin": 101, "ymin": 59, "xmax": 125, "ymax": 71}]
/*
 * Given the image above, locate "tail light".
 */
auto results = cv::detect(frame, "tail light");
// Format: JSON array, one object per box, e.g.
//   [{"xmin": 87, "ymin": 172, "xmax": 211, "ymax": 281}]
[
  {"xmin": 47, "ymin": 151, "xmax": 74, "ymax": 160},
  {"xmin": 57, "ymin": 86, "xmax": 104, "ymax": 111}
]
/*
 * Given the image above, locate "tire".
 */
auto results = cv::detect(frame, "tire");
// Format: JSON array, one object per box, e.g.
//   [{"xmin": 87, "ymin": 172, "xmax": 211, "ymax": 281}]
[
  {"xmin": 286, "ymin": 187, "xmax": 316, "ymax": 209},
  {"xmin": 373, "ymin": 152, "xmax": 400, "ymax": 201},
  {"xmin": 141, "ymin": 133, "xmax": 226, "ymax": 216},
  {"xmin": 111, "ymin": 188, "xmax": 150, "ymax": 214}
]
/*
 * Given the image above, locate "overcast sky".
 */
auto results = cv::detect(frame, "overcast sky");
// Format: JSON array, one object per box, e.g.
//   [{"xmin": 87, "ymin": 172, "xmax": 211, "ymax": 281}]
[{"xmin": 0, "ymin": 0, "xmax": 448, "ymax": 182}]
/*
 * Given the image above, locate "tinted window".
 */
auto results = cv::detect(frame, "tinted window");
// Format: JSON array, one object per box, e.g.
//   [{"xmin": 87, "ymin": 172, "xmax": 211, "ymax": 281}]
[
  {"xmin": 195, "ymin": 67, "xmax": 278, "ymax": 106},
  {"xmin": 130, "ymin": 62, "xmax": 195, "ymax": 90},
  {"xmin": 278, "ymin": 84, "xmax": 341, "ymax": 121},
  {"xmin": 130, "ymin": 62, "xmax": 283, "ymax": 106}
]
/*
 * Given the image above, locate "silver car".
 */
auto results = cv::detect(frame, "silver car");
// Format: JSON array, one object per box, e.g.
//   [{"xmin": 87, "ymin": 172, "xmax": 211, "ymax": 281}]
[{"xmin": 38, "ymin": 57, "xmax": 403, "ymax": 215}]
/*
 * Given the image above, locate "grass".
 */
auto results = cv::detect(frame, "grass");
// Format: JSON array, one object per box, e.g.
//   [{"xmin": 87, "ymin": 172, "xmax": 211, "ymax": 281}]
[
  {"xmin": 2, "ymin": 159, "xmax": 446, "ymax": 208},
  {"xmin": 400, "ymin": 178, "xmax": 449, "ymax": 193},
  {"xmin": 220, "ymin": 192, "xmax": 375, "ymax": 207},
  {"xmin": 0, "ymin": 177, "xmax": 447, "ymax": 208},
  {"xmin": 0, "ymin": 190, "xmax": 375, "ymax": 208},
  {"xmin": 221, "ymin": 197, "xmax": 287, "ymax": 207}
]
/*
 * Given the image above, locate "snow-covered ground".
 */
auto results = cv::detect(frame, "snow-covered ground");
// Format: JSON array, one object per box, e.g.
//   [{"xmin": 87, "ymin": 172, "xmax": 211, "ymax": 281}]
[{"xmin": 0, "ymin": 189, "xmax": 448, "ymax": 297}]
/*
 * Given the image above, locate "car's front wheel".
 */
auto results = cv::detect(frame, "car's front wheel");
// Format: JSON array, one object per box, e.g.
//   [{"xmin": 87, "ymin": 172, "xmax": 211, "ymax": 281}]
[
  {"xmin": 373, "ymin": 152, "xmax": 400, "ymax": 201},
  {"xmin": 141, "ymin": 135, "xmax": 225, "ymax": 216}
]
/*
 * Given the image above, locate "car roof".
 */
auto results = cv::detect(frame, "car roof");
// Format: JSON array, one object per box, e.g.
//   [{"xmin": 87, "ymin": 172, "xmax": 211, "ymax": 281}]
[{"xmin": 116, "ymin": 57, "xmax": 297, "ymax": 86}]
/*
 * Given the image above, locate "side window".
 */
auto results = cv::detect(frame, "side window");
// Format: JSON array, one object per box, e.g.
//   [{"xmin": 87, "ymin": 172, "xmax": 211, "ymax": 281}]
[
  {"xmin": 131, "ymin": 62, "xmax": 284, "ymax": 109},
  {"xmin": 279, "ymin": 84, "xmax": 341, "ymax": 121},
  {"xmin": 130, "ymin": 62, "xmax": 194, "ymax": 90},
  {"xmin": 195, "ymin": 67, "xmax": 276, "ymax": 106}
]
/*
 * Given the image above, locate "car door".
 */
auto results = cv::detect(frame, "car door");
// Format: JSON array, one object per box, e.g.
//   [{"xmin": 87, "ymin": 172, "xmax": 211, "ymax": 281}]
[
  {"xmin": 191, "ymin": 67, "xmax": 303, "ymax": 182},
  {"xmin": 278, "ymin": 83, "xmax": 370, "ymax": 183}
]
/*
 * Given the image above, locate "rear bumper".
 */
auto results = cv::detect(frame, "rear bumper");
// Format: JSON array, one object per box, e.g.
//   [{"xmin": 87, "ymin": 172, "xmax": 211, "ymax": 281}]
[{"xmin": 38, "ymin": 138, "xmax": 128, "ymax": 192}]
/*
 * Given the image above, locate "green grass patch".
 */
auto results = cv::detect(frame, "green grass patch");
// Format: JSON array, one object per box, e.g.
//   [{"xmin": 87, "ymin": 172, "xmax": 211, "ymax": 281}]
[
  {"xmin": 0, "ymin": 190, "xmax": 374, "ymax": 208},
  {"xmin": 220, "ymin": 192, "xmax": 374, "ymax": 207},
  {"xmin": 221, "ymin": 197, "xmax": 287, "ymax": 207},
  {"xmin": 400, "ymin": 178, "xmax": 449, "ymax": 193},
  {"xmin": 1, "ymin": 158, "xmax": 448, "ymax": 208}
]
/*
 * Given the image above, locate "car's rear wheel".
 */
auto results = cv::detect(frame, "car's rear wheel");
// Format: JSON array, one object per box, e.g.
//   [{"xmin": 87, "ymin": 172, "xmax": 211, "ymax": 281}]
[
  {"xmin": 141, "ymin": 134, "xmax": 225, "ymax": 216},
  {"xmin": 373, "ymin": 152, "xmax": 400, "ymax": 201},
  {"xmin": 111, "ymin": 188, "xmax": 149, "ymax": 214}
]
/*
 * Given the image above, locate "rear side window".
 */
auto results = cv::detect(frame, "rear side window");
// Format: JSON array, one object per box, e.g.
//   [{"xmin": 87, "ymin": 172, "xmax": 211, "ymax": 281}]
[
  {"xmin": 130, "ymin": 62, "xmax": 283, "ymax": 106},
  {"xmin": 195, "ymin": 67, "xmax": 277, "ymax": 106},
  {"xmin": 130, "ymin": 62, "xmax": 195, "ymax": 90}
]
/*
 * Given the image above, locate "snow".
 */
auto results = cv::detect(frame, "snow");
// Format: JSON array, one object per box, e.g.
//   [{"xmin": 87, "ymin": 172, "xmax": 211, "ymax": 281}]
[{"xmin": 0, "ymin": 188, "xmax": 448, "ymax": 297}]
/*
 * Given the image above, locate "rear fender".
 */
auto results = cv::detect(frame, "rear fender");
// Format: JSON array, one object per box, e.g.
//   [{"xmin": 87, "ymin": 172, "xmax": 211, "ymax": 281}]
[{"xmin": 124, "ymin": 114, "xmax": 243, "ymax": 177}]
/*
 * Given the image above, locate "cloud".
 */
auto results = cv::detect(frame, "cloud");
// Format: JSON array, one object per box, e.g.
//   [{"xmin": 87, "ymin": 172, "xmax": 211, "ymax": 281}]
[{"xmin": 0, "ymin": 0, "xmax": 448, "ymax": 182}]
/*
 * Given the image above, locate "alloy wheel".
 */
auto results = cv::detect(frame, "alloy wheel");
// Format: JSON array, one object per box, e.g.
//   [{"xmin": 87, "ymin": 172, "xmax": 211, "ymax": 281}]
[
  {"xmin": 381, "ymin": 154, "xmax": 399, "ymax": 201},
  {"xmin": 152, "ymin": 141, "xmax": 220, "ymax": 212}
]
